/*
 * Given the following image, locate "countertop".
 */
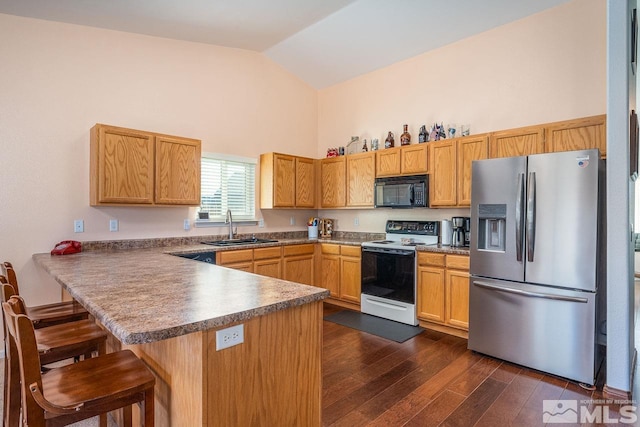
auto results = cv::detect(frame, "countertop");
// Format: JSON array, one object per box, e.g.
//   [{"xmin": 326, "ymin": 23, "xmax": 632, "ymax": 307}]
[
  {"xmin": 32, "ymin": 235, "xmax": 468, "ymax": 345},
  {"xmin": 33, "ymin": 247, "xmax": 329, "ymax": 345}
]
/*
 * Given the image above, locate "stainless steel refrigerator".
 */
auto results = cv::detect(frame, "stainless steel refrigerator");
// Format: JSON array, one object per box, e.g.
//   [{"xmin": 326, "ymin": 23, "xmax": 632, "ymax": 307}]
[{"xmin": 468, "ymin": 149, "xmax": 606, "ymax": 385}]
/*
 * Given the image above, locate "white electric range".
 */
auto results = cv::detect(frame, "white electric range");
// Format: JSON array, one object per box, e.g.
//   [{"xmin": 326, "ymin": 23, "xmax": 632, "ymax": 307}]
[{"xmin": 360, "ymin": 220, "xmax": 439, "ymax": 325}]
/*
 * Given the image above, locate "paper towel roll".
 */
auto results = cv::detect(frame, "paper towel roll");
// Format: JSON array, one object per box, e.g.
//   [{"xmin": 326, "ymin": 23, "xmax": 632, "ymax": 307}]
[{"xmin": 441, "ymin": 220, "xmax": 452, "ymax": 246}]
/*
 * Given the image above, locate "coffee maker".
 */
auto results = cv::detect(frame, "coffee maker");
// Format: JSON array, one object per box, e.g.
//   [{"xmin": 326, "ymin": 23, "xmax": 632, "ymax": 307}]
[{"xmin": 451, "ymin": 217, "xmax": 466, "ymax": 247}]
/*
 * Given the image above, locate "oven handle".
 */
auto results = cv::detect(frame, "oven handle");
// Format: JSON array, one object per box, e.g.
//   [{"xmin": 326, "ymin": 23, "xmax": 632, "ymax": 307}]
[{"xmin": 362, "ymin": 247, "xmax": 415, "ymax": 256}]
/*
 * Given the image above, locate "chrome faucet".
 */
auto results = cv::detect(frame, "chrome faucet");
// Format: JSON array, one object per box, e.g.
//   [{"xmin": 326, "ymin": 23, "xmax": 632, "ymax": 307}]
[{"xmin": 225, "ymin": 209, "xmax": 235, "ymax": 239}]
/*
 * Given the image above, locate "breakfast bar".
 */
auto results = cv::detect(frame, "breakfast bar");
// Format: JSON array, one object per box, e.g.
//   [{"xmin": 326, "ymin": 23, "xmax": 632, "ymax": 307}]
[{"xmin": 33, "ymin": 248, "xmax": 329, "ymax": 426}]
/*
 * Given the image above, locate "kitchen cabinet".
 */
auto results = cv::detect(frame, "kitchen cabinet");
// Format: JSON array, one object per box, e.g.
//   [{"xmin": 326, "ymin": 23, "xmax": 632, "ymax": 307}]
[
  {"xmin": 320, "ymin": 157, "xmax": 346, "ymax": 208},
  {"xmin": 545, "ymin": 114, "xmax": 606, "ymax": 157},
  {"xmin": 417, "ymin": 252, "xmax": 469, "ymax": 332},
  {"xmin": 429, "ymin": 135, "xmax": 488, "ymax": 207},
  {"xmin": 283, "ymin": 244, "xmax": 315, "ymax": 286},
  {"xmin": 319, "ymin": 244, "xmax": 361, "ymax": 305},
  {"xmin": 260, "ymin": 153, "xmax": 316, "ymax": 208},
  {"xmin": 375, "ymin": 144, "xmax": 428, "ymax": 177},
  {"xmin": 488, "ymin": 125, "xmax": 545, "ymax": 159},
  {"xmin": 217, "ymin": 249, "xmax": 254, "ymax": 272},
  {"xmin": 346, "ymin": 151, "xmax": 375, "ymax": 207},
  {"xmin": 252, "ymin": 247, "xmax": 283, "ymax": 279},
  {"xmin": 90, "ymin": 124, "xmax": 201, "ymax": 206},
  {"xmin": 217, "ymin": 247, "xmax": 282, "ymax": 277}
]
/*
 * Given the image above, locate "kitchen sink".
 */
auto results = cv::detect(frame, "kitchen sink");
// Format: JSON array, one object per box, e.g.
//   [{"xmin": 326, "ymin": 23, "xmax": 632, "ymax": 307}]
[{"xmin": 201, "ymin": 238, "xmax": 278, "ymax": 246}]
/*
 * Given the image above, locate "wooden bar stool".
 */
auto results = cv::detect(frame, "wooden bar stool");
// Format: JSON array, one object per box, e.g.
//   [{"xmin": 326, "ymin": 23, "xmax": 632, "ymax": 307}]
[
  {"xmin": 3, "ymin": 297, "xmax": 155, "ymax": 427},
  {"xmin": 1, "ymin": 262, "xmax": 89, "ymax": 328},
  {"xmin": 2, "ymin": 287, "xmax": 108, "ymax": 427}
]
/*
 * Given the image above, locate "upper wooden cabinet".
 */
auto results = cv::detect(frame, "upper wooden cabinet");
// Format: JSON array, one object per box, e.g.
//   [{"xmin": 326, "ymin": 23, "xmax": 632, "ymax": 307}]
[
  {"xmin": 346, "ymin": 152, "xmax": 375, "ymax": 207},
  {"xmin": 489, "ymin": 125, "xmax": 545, "ymax": 158},
  {"xmin": 376, "ymin": 144, "xmax": 428, "ymax": 177},
  {"xmin": 545, "ymin": 114, "xmax": 606, "ymax": 157},
  {"xmin": 260, "ymin": 153, "xmax": 315, "ymax": 209},
  {"xmin": 90, "ymin": 124, "xmax": 201, "ymax": 206},
  {"xmin": 429, "ymin": 134, "xmax": 488, "ymax": 208},
  {"xmin": 320, "ymin": 157, "xmax": 346, "ymax": 208}
]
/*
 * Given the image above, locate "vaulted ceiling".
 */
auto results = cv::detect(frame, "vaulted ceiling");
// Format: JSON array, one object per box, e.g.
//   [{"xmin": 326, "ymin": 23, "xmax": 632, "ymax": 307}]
[{"xmin": 0, "ymin": 0, "xmax": 571, "ymax": 88}]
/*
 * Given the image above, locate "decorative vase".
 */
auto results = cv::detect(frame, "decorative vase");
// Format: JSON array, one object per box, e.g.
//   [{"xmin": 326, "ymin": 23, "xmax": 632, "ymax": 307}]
[
  {"xmin": 400, "ymin": 124, "xmax": 411, "ymax": 146},
  {"xmin": 385, "ymin": 131, "xmax": 395, "ymax": 148}
]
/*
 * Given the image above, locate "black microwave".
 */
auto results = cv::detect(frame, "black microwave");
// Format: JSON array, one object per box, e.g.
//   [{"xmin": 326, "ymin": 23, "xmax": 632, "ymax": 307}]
[{"xmin": 374, "ymin": 175, "xmax": 428, "ymax": 208}]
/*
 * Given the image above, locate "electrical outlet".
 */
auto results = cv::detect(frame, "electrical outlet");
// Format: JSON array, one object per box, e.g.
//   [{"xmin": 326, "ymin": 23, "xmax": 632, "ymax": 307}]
[
  {"xmin": 259, "ymin": 219, "xmax": 265, "ymax": 228},
  {"xmin": 354, "ymin": 217, "xmax": 360, "ymax": 226},
  {"xmin": 290, "ymin": 216, "xmax": 295, "ymax": 226},
  {"xmin": 74, "ymin": 219, "xmax": 84, "ymax": 233},
  {"xmin": 183, "ymin": 219, "xmax": 190, "ymax": 230},
  {"xmin": 215, "ymin": 324, "xmax": 244, "ymax": 351},
  {"xmin": 109, "ymin": 219, "xmax": 118, "ymax": 232}
]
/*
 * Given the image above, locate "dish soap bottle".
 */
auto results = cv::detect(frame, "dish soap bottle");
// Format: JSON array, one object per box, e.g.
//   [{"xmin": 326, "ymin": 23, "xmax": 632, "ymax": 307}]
[{"xmin": 400, "ymin": 124, "xmax": 411, "ymax": 145}]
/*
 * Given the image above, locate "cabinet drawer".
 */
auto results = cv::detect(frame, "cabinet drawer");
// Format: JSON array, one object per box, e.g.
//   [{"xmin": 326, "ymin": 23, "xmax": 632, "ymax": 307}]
[
  {"xmin": 217, "ymin": 249, "xmax": 253, "ymax": 264},
  {"xmin": 321, "ymin": 244, "xmax": 341, "ymax": 255},
  {"xmin": 418, "ymin": 252, "xmax": 446, "ymax": 267},
  {"xmin": 340, "ymin": 245, "xmax": 361, "ymax": 258},
  {"xmin": 284, "ymin": 244, "xmax": 315, "ymax": 257},
  {"xmin": 446, "ymin": 255, "xmax": 469, "ymax": 270},
  {"xmin": 253, "ymin": 246, "xmax": 282, "ymax": 260}
]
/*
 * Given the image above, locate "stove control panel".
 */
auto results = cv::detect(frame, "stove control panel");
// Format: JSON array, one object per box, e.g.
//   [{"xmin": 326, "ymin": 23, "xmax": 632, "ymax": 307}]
[{"xmin": 385, "ymin": 220, "xmax": 439, "ymax": 236}]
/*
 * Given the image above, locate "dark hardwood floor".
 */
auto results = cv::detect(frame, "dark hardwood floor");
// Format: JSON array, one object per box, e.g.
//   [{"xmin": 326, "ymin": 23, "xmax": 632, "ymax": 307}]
[{"xmin": 322, "ymin": 303, "xmax": 635, "ymax": 427}]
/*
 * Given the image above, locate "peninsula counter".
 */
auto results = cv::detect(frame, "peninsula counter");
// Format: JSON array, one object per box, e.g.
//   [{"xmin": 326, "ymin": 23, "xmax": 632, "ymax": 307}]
[{"xmin": 33, "ymin": 248, "xmax": 329, "ymax": 426}]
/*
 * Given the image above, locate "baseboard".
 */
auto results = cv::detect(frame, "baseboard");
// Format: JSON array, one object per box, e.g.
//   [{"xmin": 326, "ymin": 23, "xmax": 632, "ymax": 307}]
[
  {"xmin": 419, "ymin": 320, "xmax": 468, "ymax": 339},
  {"xmin": 323, "ymin": 298, "xmax": 360, "ymax": 312},
  {"xmin": 604, "ymin": 349, "xmax": 636, "ymax": 399}
]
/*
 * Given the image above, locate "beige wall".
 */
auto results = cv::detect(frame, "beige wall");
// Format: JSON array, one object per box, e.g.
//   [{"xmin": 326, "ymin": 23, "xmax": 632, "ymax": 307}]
[
  {"xmin": 0, "ymin": 14, "xmax": 317, "ymax": 304},
  {"xmin": 0, "ymin": 0, "xmax": 606, "ymax": 305},
  {"xmin": 317, "ymin": 0, "xmax": 606, "ymax": 232}
]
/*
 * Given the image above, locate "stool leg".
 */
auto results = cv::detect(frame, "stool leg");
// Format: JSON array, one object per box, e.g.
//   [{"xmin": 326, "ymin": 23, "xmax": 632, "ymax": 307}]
[
  {"xmin": 123, "ymin": 405, "xmax": 132, "ymax": 427},
  {"xmin": 99, "ymin": 413, "xmax": 108, "ymax": 427},
  {"xmin": 5, "ymin": 341, "xmax": 21, "ymax": 427},
  {"xmin": 143, "ymin": 389, "xmax": 154, "ymax": 427}
]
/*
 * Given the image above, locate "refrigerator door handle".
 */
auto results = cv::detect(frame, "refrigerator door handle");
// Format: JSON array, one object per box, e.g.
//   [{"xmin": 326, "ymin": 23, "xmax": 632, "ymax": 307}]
[
  {"xmin": 526, "ymin": 172, "xmax": 536, "ymax": 262},
  {"xmin": 515, "ymin": 173, "xmax": 525, "ymax": 262},
  {"xmin": 472, "ymin": 281, "xmax": 588, "ymax": 303}
]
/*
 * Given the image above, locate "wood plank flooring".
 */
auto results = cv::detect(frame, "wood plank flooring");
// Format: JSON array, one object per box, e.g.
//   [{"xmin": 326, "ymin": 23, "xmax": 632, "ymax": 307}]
[{"xmin": 322, "ymin": 303, "xmax": 633, "ymax": 427}]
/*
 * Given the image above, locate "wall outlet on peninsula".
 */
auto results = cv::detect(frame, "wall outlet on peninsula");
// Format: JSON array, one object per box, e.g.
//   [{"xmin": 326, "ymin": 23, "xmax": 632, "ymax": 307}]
[{"xmin": 216, "ymin": 324, "xmax": 244, "ymax": 351}]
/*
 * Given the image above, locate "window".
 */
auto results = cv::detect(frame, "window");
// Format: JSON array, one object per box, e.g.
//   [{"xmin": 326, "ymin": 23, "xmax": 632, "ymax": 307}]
[{"xmin": 200, "ymin": 153, "xmax": 256, "ymax": 221}]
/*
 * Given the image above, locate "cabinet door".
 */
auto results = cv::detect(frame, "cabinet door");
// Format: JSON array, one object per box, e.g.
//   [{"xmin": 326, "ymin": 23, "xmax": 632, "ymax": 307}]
[
  {"xmin": 445, "ymin": 269, "xmax": 469, "ymax": 330},
  {"xmin": 320, "ymin": 157, "xmax": 346, "ymax": 208},
  {"xmin": 92, "ymin": 125, "xmax": 154, "ymax": 205},
  {"xmin": 340, "ymin": 250, "xmax": 361, "ymax": 304},
  {"xmin": 429, "ymin": 140, "xmax": 457, "ymax": 207},
  {"xmin": 283, "ymin": 244, "xmax": 315, "ymax": 286},
  {"xmin": 375, "ymin": 147, "xmax": 401, "ymax": 177},
  {"xmin": 545, "ymin": 115, "xmax": 606, "ymax": 157},
  {"xmin": 488, "ymin": 125, "xmax": 544, "ymax": 159},
  {"xmin": 295, "ymin": 157, "xmax": 315, "ymax": 208},
  {"xmin": 346, "ymin": 152, "xmax": 375, "ymax": 207},
  {"xmin": 155, "ymin": 135, "xmax": 201, "ymax": 205},
  {"xmin": 401, "ymin": 144, "xmax": 428, "ymax": 174},
  {"xmin": 272, "ymin": 154, "xmax": 296, "ymax": 207},
  {"xmin": 320, "ymin": 246, "xmax": 341, "ymax": 298},
  {"xmin": 417, "ymin": 266, "xmax": 445, "ymax": 323},
  {"xmin": 253, "ymin": 247, "xmax": 282, "ymax": 279},
  {"xmin": 457, "ymin": 135, "xmax": 488, "ymax": 206}
]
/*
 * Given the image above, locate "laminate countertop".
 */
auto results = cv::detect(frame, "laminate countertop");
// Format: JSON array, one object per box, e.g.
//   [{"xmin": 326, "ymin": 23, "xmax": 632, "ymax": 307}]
[{"xmin": 33, "ymin": 247, "xmax": 329, "ymax": 345}]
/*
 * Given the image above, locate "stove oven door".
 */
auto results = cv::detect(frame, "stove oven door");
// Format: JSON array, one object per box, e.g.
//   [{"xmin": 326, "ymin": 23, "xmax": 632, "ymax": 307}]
[{"xmin": 361, "ymin": 246, "xmax": 417, "ymax": 325}]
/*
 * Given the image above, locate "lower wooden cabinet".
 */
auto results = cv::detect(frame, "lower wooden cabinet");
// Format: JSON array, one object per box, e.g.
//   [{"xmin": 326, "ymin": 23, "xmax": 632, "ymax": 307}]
[
  {"xmin": 417, "ymin": 252, "xmax": 469, "ymax": 331},
  {"xmin": 216, "ymin": 249, "xmax": 254, "ymax": 272},
  {"xmin": 217, "ymin": 247, "xmax": 283, "ymax": 278},
  {"xmin": 283, "ymin": 244, "xmax": 315, "ymax": 286},
  {"xmin": 319, "ymin": 244, "xmax": 361, "ymax": 305}
]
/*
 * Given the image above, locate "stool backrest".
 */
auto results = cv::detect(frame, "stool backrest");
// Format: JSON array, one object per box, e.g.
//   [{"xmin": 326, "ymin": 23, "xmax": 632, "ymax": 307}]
[
  {"xmin": 2, "ymin": 297, "xmax": 45, "ymax": 426},
  {"xmin": 0, "ymin": 263, "xmax": 19, "ymax": 295}
]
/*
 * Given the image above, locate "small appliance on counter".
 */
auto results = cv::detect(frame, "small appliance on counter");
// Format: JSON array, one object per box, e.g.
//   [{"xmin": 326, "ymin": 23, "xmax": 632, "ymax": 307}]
[
  {"xmin": 440, "ymin": 219, "xmax": 452, "ymax": 246},
  {"xmin": 451, "ymin": 217, "xmax": 465, "ymax": 247},
  {"xmin": 319, "ymin": 218, "xmax": 334, "ymax": 239}
]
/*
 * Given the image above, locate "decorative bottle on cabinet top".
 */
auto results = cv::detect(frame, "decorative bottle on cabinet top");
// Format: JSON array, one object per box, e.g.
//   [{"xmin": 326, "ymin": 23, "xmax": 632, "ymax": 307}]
[
  {"xmin": 400, "ymin": 124, "xmax": 411, "ymax": 146},
  {"xmin": 385, "ymin": 131, "xmax": 395, "ymax": 148}
]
